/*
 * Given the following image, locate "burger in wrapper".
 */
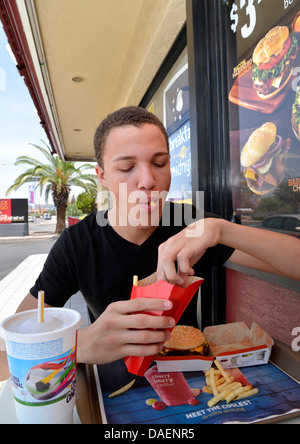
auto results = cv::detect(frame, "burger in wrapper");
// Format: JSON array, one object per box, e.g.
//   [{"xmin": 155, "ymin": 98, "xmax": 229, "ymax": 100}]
[
  {"xmin": 241, "ymin": 122, "xmax": 290, "ymax": 196},
  {"xmin": 159, "ymin": 325, "xmax": 209, "ymax": 357}
]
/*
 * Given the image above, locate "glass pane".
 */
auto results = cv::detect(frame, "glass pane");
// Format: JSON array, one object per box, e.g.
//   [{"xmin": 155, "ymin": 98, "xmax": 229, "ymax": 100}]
[{"xmin": 223, "ymin": 0, "xmax": 300, "ymax": 230}]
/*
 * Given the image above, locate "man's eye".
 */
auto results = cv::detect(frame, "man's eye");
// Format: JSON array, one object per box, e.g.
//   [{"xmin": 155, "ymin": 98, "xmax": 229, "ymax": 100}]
[
  {"xmin": 119, "ymin": 166, "xmax": 134, "ymax": 173},
  {"xmin": 153, "ymin": 162, "xmax": 167, "ymax": 168}
]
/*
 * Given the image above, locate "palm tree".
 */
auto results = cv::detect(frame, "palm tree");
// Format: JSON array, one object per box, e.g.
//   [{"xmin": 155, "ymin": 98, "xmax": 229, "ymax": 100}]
[{"xmin": 6, "ymin": 141, "xmax": 96, "ymax": 234}]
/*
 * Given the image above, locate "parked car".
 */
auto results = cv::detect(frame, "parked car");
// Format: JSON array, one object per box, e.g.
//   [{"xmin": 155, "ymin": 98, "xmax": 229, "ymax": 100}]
[
  {"xmin": 259, "ymin": 214, "xmax": 300, "ymax": 238},
  {"xmin": 44, "ymin": 213, "xmax": 51, "ymax": 220},
  {"xmin": 28, "ymin": 215, "xmax": 34, "ymax": 222}
]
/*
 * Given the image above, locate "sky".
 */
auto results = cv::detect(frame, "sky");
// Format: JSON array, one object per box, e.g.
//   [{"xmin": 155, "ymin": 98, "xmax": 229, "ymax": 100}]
[{"xmin": 0, "ymin": 23, "xmax": 94, "ymax": 206}]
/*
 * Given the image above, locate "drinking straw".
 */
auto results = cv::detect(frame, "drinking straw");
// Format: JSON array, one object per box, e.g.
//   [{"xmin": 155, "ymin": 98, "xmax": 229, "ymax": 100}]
[
  {"xmin": 133, "ymin": 275, "xmax": 138, "ymax": 286},
  {"xmin": 38, "ymin": 290, "xmax": 45, "ymax": 323}
]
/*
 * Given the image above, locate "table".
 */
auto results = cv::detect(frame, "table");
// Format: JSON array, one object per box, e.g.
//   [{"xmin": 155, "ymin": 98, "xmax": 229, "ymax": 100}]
[
  {"xmin": 94, "ymin": 340, "xmax": 300, "ymax": 425},
  {"xmin": 1, "ymin": 340, "xmax": 299, "ymax": 424}
]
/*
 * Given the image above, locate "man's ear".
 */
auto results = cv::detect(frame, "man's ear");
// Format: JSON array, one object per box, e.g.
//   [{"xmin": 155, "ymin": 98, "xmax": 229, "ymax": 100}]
[{"xmin": 95, "ymin": 165, "xmax": 107, "ymax": 188}]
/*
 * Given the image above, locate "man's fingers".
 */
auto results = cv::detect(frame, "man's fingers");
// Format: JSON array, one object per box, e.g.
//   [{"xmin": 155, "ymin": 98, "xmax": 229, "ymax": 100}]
[
  {"xmin": 124, "ymin": 312, "xmax": 175, "ymax": 330},
  {"xmin": 121, "ymin": 327, "xmax": 171, "ymax": 347},
  {"xmin": 108, "ymin": 297, "xmax": 173, "ymax": 315}
]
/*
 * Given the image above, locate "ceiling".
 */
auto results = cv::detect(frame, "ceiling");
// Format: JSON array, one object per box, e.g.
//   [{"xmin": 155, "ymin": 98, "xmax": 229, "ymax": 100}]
[{"xmin": 16, "ymin": 0, "xmax": 186, "ymax": 161}]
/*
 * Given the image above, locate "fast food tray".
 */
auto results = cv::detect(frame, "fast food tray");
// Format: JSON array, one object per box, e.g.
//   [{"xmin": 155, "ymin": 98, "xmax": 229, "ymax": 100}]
[
  {"xmin": 93, "ymin": 339, "xmax": 300, "ymax": 424},
  {"xmin": 261, "ymin": 339, "xmax": 300, "ymax": 424}
]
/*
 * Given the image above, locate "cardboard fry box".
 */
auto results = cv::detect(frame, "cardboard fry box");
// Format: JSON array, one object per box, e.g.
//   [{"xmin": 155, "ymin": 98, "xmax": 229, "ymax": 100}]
[
  {"xmin": 204, "ymin": 322, "xmax": 274, "ymax": 369},
  {"xmin": 123, "ymin": 273, "xmax": 204, "ymax": 377}
]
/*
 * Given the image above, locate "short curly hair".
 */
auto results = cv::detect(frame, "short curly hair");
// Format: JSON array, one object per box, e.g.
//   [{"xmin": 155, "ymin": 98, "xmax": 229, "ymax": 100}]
[{"xmin": 94, "ymin": 106, "xmax": 169, "ymax": 168}]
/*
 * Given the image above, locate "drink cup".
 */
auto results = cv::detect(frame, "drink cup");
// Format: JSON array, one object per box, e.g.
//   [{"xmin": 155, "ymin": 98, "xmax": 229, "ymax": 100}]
[{"xmin": 0, "ymin": 308, "xmax": 81, "ymax": 424}]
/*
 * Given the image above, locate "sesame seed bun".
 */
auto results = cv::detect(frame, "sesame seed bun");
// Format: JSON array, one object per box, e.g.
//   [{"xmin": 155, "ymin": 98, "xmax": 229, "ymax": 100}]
[
  {"xmin": 240, "ymin": 122, "xmax": 277, "ymax": 168},
  {"xmin": 253, "ymin": 26, "xmax": 289, "ymax": 65},
  {"xmin": 163, "ymin": 325, "xmax": 206, "ymax": 351}
]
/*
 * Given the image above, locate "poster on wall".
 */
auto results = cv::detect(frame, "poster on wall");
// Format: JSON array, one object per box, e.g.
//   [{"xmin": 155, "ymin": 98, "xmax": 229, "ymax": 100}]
[
  {"xmin": 225, "ymin": 0, "xmax": 300, "ymax": 236},
  {"xmin": 164, "ymin": 64, "xmax": 192, "ymax": 203}
]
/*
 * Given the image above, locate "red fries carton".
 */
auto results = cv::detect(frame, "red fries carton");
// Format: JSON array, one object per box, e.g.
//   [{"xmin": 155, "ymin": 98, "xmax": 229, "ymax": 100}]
[
  {"xmin": 204, "ymin": 322, "xmax": 274, "ymax": 369},
  {"xmin": 124, "ymin": 273, "xmax": 204, "ymax": 376}
]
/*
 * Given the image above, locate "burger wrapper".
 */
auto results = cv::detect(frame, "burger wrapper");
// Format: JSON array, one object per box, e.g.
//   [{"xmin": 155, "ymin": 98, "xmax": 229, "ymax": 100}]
[{"xmin": 124, "ymin": 273, "xmax": 204, "ymax": 376}]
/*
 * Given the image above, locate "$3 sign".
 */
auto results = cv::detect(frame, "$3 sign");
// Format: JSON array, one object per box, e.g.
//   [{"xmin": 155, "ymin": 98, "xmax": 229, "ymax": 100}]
[{"xmin": 230, "ymin": 0, "xmax": 263, "ymax": 38}]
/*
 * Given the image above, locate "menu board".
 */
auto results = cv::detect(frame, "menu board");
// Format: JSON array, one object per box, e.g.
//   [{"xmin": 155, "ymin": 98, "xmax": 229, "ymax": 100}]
[{"xmin": 225, "ymin": 0, "xmax": 300, "ymax": 232}]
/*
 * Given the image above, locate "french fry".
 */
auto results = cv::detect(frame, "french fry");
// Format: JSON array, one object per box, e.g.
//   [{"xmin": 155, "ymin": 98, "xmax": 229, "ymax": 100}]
[
  {"xmin": 235, "ymin": 388, "xmax": 258, "ymax": 400},
  {"xmin": 206, "ymin": 359, "xmax": 258, "ymax": 407},
  {"xmin": 225, "ymin": 385, "xmax": 252, "ymax": 403},
  {"xmin": 218, "ymin": 381, "xmax": 241, "ymax": 393},
  {"xmin": 203, "ymin": 386, "xmax": 213, "ymax": 394},
  {"xmin": 216, "ymin": 376, "xmax": 235, "ymax": 391},
  {"xmin": 205, "ymin": 370, "xmax": 221, "ymax": 377},
  {"xmin": 215, "ymin": 359, "xmax": 231, "ymax": 383},
  {"xmin": 108, "ymin": 379, "xmax": 136, "ymax": 398},
  {"xmin": 208, "ymin": 389, "xmax": 231, "ymax": 408},
  {"xmin": 210, "ymin": 368, "xmax": 219, "ymax": 396},
  {"xmin": 215, "ymin": 376, "xmax": 227, "ymax": 387}
]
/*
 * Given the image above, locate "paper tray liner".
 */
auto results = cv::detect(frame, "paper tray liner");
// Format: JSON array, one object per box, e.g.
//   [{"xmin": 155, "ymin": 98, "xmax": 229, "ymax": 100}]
[{"xmin": 124, "ymin": 273, "xmax": 204, "ymax": 376}]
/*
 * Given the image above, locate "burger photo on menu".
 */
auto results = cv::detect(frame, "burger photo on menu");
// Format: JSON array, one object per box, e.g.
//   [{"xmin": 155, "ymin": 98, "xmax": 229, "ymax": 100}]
[
  {"xmin": 292, "ymin": 88, "xmax": 300, "ymax": 141},
  {"xmin": 240, "ymin": 122, "xmax": 290, "ymax": 196},
  {"xmin": 252, "ymin": 26, "xmax": 298, "ymax": 100}
]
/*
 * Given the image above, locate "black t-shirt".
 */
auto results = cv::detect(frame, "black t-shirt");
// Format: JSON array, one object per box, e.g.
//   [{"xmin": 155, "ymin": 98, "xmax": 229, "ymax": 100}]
[{"xmin": 30, "ymin": 202, "xmax": 234, "ymax": 326}]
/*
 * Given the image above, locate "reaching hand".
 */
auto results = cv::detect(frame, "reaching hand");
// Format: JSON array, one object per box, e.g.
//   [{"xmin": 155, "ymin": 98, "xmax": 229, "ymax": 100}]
[{"xmin": 157, "ymin": 218, "xmax": 221, "ymax": 285}]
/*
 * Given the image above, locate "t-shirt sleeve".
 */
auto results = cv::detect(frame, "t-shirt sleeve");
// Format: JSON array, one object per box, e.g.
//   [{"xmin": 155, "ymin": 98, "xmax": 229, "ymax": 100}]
[{"xmin": 30, "ymin": 230, "xmax": 79, "ymax": 307}]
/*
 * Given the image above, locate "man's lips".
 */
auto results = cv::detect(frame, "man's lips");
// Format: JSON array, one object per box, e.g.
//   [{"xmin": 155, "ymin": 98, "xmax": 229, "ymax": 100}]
[{"xmin": 138, "ymin": 198, "xmax": 159, "ymax": 212}]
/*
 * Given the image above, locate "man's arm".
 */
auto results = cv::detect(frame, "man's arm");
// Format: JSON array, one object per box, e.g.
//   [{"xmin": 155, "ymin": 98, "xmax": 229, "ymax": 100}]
[
  {"xmin": 157, "ymin": 218, "xmax": 300, "ymax": 284},
  {"xmin": 221, "ymin": 221, "xmax": 300, "ymax": 279}
]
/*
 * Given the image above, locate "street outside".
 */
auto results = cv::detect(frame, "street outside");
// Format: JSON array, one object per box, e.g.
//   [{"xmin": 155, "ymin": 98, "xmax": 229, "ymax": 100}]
[
  {"xmin": 0, "ymin": 216, "xmax": 58, "ymax": 280},
  {"xmin": 28, "ymin": 216, "xmax": 57, "ymax": 234}
]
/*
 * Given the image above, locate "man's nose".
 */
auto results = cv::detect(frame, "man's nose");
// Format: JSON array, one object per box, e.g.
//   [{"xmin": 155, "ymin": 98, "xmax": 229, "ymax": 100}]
[{"xmin": 137, "ymin": 165, "xmax": 156, "ymax": 190}]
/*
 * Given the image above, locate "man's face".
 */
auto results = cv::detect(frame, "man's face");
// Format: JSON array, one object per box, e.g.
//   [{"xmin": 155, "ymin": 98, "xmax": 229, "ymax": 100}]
[{"xmin": 95, "ymin": 123, "xmax": 171, "ymax": 229}]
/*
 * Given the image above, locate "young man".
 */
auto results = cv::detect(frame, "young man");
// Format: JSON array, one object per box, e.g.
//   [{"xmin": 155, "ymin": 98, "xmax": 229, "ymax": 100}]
[{"xmin": 0, "ymin": 106, "xmax": 299, "ymax": 380}]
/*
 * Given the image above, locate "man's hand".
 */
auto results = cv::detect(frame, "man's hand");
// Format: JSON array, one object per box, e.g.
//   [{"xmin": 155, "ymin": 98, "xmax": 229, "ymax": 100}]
[
  {"xmin": 157, "ymin": 218, "xmax": 221, "ymax": 285},
  {"xmin": 77, "ymin": 298, "xmax": 175, "ymax": 365}
]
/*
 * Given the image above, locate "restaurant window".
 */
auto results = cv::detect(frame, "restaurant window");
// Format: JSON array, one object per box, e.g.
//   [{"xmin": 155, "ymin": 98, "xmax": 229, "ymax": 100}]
[{"xmin": 143, "ymin": 47, "xmax": 192, "ymax": 203}]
